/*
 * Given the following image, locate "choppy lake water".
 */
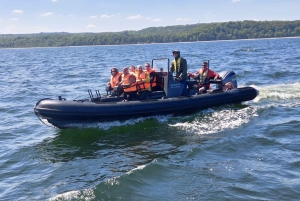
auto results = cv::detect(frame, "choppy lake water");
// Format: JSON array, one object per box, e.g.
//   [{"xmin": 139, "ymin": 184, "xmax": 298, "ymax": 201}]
[{"xmin": 1, "ymin": 38, "xmax": 300, "ymax": 200}]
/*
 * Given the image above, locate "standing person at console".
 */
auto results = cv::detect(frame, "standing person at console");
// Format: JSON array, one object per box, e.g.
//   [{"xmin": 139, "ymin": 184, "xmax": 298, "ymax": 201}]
[
  {"xmin": 119, "ymin": 67, "xmax": 137, "ymax": 102},
  {"xmin": 169, "ymin": 50, "xmax": 188, "ymax": 96},
  {"xmin": 136, "ymin": 65, "xmax": 151, "ymax": 100},
  {"xmin": 188, "ymin": 61, "xmax": 219, "ymax": 94}
]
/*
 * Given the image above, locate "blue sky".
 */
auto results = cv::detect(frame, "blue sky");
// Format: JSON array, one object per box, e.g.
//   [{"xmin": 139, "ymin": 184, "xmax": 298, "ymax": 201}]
[{"xmin": 1, "ymin": 0, "xmax": 300, "ymax": 34}]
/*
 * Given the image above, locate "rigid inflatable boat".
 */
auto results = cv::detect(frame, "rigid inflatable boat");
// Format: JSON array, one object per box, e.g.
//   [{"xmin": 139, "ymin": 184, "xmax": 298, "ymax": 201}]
[{"xmin": 34, "ymin": 59, "xmax": 259, "ymax": 128}]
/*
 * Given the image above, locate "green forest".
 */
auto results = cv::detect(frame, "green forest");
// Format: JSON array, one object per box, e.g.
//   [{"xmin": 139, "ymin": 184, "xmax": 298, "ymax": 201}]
[{"xmin": 1, "ymin": 20, "xmax": 300, "ymax": 48}]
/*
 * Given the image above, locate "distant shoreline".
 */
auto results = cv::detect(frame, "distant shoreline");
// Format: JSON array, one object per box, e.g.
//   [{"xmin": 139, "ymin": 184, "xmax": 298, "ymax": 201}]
[
  {"xmin": 1, "ymin": 36, "xmax": 299, "ymax": 50},
  {"xmin": 1, "ymin": 20, "xmax": 300, "ymax": 49},
  {"xmin": 149, "ymin": 36, "xmax": 300, "ymax": 44}
]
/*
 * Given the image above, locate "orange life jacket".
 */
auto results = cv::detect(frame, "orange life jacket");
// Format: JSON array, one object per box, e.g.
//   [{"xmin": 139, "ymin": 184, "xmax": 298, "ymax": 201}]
[
  {"xmin": 145, "ymin": 68, "xmax": 156, "ymax": 87},
  {"xmin": 110, "ymin": 72, "xmax": 122, "ymax": 88},
  {"xmin": 122, "ymin": 73, "xmax": 137, "ymax": 92},
  {"xmin": 136, "ymin": 71, "xmax": 150, "ymax": 91}
]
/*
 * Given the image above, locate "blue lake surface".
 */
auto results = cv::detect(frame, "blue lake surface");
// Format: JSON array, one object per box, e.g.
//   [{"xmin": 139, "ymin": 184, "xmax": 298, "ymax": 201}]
[{"xmin": 1, "ymin": 38, "xmax": 300, "ymax": 200}]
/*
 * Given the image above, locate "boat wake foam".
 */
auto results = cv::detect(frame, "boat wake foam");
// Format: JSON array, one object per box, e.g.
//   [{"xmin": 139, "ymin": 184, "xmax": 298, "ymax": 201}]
[
  {"xmin": 63, "ymin": 115, "xmax": 173, "ymax": 130},
  {"xmin": 169, "ymin": 106, "xmax": 258, "ymax": 135},
  {"xmin": 253, "ymin": 82, "xmax": 300, "ymax": 102},
  {"xmin": 49, "ymin": 189, "xmax": 95, "ymax": 201},
  {"xmin": 49, "ymin": 161, "xmax": 151, "ymax": 201}
]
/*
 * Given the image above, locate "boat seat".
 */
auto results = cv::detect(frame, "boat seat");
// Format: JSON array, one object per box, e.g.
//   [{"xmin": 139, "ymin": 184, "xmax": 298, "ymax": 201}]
[
  {"xmin": 150, "ymin": 72, "xmax": 166, "ymax": 91},
  {"xmin": 100, "ymin": 97, "xmax": 120, "ymax": 102},
  {"xmin": 149, "ymin": 72, "xmax": 166, "ymax": 98},
  {"xmin": 207, "ymin": 89, "xmax": 223, "ymax": 94},
  {"xmin": 151, "ymin": 91, "xmax": 166, "ymax": 99},
  {"xmin": 186, "ymin": 80, "xmax": 198, "ymax": 89}
]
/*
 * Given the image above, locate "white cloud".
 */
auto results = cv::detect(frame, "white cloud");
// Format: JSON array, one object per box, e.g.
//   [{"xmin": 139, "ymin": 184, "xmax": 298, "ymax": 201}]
[
  {"xmin": 232, "ymin": 0, "xmax": 241, "ymax": 2},
  {"xmin": 28, "ymin": 25, "xmax": 47, "ymax": 29},
  {"xmin": 27, "ymin": 25, "xmax": 51, "ymax": 32},
  {"xmin": 100, "ymin": 13, "xmax": 120, "ymax": 19},
  {"xmin": 126, "ymin": 15, "xmax": 143, "ymax": 20},
  {"xmin": 41, "ymin": 12, "xmax": 55, "ymax": 17},
  {"xmin": 52, "ymin": 0, "xmax": 58, "ymax": 2},
  {"xmin": 11, "ymin": 18, "xmax": 18, "ymax": 21},
  {"xmin": 12, "ymin": 10, "xmax": 23, "ymax": 14},
  {"xmin": 152, "ymin": 18, "xmax": 161, "ymax": 22},
  {"xmin": 8, "ymin": 25, "xmax": 16, "ymax": 28},
  {"xmin": 101, "ymin": 15, "xmax": 110, "ymax": 18},
  {"xmin": 204, "ymin": 13, "xmax": 215, "ymax": 17},
  {"xmin": 90, "ymin": 16, "xmax": 97, "ymax": 19},
  {"xmin": 2, "ymin": 25, "xmax": 18, "ymax": 34},
  {"xmin": 101, "ymin": 14, "xmax": 118, "ymax": 19},
  {"xmin": 175, "ymin": 18, "xmax": 190, "ymax": 21},
  {"xmin": 86, "ymin": 24, "xmax": 97, "ymax": 28}
]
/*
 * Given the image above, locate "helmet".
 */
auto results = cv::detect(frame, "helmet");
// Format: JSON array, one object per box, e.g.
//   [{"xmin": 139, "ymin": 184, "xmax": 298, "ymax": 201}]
[{"xmin": 172, "ymin": 50, "xmax": 180, "ymax": 55}]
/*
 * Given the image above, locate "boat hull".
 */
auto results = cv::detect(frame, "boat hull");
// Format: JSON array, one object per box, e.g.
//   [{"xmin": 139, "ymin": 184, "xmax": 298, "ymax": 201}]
[{"xmin": 34, "ymin": 87, "xmax": 258, "ymax": 128}]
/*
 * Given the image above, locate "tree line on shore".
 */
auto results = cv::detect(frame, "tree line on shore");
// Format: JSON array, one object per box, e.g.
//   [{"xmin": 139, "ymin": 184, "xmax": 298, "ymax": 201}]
[{"xmin": 0, "ymin": 20, "xmax": 300, "ymax": 48}]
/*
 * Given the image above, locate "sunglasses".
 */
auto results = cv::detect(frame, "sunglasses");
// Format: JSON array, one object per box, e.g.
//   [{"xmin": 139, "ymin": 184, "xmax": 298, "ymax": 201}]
[{"xmin": 145, "ymin": 66, "xmax": 150, "ymax": 67}]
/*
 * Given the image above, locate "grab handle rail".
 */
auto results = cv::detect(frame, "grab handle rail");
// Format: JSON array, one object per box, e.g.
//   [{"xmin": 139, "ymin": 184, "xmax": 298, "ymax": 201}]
[
  {"xmin": 96, "ymin": 90, "xmax": 102, "ymax": 102},
  {"xmin": 88, "ymin": 89, "xmax": 94, "ymax": 102}
]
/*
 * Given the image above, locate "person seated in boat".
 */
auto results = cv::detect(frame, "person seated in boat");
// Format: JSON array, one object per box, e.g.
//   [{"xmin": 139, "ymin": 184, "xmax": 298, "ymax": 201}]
[
  {"xmin": 188, "ymin": 61, "xmax": 219, "ymax": 94},
  {"xmin": 136, "ymin": 65, "xmax": 151, "ymax": 100},
  {"xmin": 223, "ymin": 82, "xmax": 234, "ymax": 90},
  {"xmin": 106, "ymin": 67, "xmax": 123, "ymax": 96},
  {"xmin": 170, "ymin": 50, "xmax": 188, "ymax": 96},
  {"xmin": 144, "ymin": 63, "xmax": 159, "ymax": 91},
  {"xmin": 130, "ymin": 65, "xmax": 138, "ymax": 74},
  {"xmin": 119, "ymin": 67, "xmax": 137, "ymax": 102}
]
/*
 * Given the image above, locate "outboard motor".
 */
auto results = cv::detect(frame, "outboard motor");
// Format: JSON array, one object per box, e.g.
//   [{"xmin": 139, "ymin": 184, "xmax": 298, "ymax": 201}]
[{"xmin": 219, "ymin": 70, "xmax": 238, "ymax": 88}]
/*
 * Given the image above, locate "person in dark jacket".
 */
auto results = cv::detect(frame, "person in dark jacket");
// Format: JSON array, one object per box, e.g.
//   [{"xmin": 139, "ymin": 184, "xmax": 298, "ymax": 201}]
[{"xmin": 169, "ymin": 50, "xmax": 188, "ymax": 96}]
